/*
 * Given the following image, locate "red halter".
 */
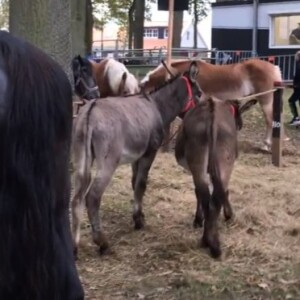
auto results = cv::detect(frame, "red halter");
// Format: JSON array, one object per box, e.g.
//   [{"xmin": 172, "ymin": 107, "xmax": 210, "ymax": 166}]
[
  {"xmin": 180, "ymin": 76, "xmax": 236, "ymax": 117},
  {"xmin": 181, "ymin": 76, "xmax": 196, "ymax": 113}
]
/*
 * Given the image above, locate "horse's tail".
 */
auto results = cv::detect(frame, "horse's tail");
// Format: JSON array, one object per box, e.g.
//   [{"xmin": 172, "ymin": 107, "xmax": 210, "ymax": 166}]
[
  {"xmin": 0, "ymin": 31, "xmax": 74, "ymax": 298},
  {"xmin": 207, "ymin": 98, "xmax": 225, "ymax": 212},
  {"xmin": 273, "ymin": 64, "xmax": 282, "ymax": 83}
]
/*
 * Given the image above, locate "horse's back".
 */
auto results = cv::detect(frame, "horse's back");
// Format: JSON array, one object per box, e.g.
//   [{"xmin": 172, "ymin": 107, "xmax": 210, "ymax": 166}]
[{"xmin": 82, "ymin": 95, "xmax": 161, "ymax": 138}]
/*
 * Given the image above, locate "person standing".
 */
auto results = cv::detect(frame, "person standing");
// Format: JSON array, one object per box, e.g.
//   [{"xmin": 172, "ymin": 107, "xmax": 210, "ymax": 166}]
[
  {"xmin": 289, "ymin": 23, "xmax": 300, "ymax": 45},
  {"xmin": 288, "ymin": 50, "xmax": 300, "ymax": 126}
]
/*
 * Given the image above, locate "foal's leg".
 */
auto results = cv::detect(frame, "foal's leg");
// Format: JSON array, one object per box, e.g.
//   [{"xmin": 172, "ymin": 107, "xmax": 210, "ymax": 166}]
[
  {"xmin": 132, "ymin": 150, "xmax": 157, "ymax": 229},
  {"xmin": 131, "ymin": 161, "xmax": 139, "ymax": 190},
  {"xmin": 187, "ymin": 147, "xmax": 208, "ymax": 228},
  {"xmin": 258, "ymin": 93, "xmax": 289, "ymax": 151},
  {"xmin": 219, "ymin": 159, "xmax": 235, "ymax": 221},
  {"xmin": 85, "ymin": 160, "xmax": 118, "ymax": 254},
  {"xmin": 71, "ymin": 170, "xmax": 91, "ymax": 257},
  {"xmin": 223, "ymin": 190, "xmax": 233, "ymax": 221},
  {"xmin": 258, "ymin": 94, "xmax": 273, "ymax": 151},
  {"xmin": 203, "ymin": 185, "xmax": 225, "ymax": 258}
]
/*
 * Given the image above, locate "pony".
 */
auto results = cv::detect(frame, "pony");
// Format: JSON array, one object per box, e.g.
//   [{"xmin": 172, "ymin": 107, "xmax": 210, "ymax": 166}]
[
  {"xmin": 175, "ymin": 97, "xmax": 257, "ymax": 258},
  {"xmin": 89, "ymin": 57, "xmax": 140, "ymax": 97},
  {"xmin": 71, "ymin": 61, "xmax": 201, "ymax": 256},
  {"xmin": 72, "ymin": 55, "xmax": 101, "ymax": 101},
  {"xmin": 140, "ymin": 58, "xmax": 287, "ymax": 152},
  {"xmin": 0, "ymin": 31, "xmax": 84, "ymax": 299}
]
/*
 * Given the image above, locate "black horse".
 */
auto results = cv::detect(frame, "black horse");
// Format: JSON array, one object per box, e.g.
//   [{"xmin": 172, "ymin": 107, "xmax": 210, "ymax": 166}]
[{"xmin": 0, "ymin": 31, "xmax": 84, "ymax": 299}]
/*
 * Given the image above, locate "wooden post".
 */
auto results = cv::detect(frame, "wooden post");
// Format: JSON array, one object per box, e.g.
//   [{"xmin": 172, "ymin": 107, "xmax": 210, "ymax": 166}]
[
  {"xmin": 271, "ymin": 82, "xmax": 284, "ymax": 167},
  {"xmin": 161, "ymin": 0, "xmax": 175, "ymax": 153},
  {"xmin": 166, "ymin": 0, "xmax": 174, "ymax": 69}
]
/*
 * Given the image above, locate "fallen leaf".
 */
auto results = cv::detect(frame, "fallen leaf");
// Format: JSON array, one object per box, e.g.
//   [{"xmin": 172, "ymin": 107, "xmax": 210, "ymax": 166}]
[
  {"xmin": 137, "ymin": 292, "xmax": 145, "ymax": 299},
  {"xmin": 258, "ymin": 282, "xmax": 269, "ymax": 290}
]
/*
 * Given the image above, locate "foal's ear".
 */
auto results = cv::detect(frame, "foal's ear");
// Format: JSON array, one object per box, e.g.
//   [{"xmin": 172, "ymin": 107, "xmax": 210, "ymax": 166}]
[
  {"xmin": 239, "ymin": 99, "xmax": 258, "ymax": 114},
  {"xmin": 189, "ymin": 60, "xmax": 198, "ymax": 82}
]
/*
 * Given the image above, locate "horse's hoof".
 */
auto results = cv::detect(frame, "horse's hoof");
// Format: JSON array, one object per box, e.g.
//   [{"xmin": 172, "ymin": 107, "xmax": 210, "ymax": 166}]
[
  {"xmin": 201, "ymin": 235, "xmax": 222, "ymax": 258},
  {"xmin": 260, "ymin": 144, "xmax": 271, "ymax": 153},
  {"xmin": 223, "ymin": 210, "xmax": 234, "ymax": 222},
  {"xmin": 134, "ymin": 220, "xmax": 145, "ymax": 230},
  {"xmin": 200, "ymin": 236, "xmax": 209, "ymax": 248},
  {"xmin": 209, "ymin": 245, "xmax": 222, "ymax": 259},
  {"xmin": 193, "ymin": 217, "xmax": 203, "ymax": 228},
  {"xmin": 98, "ymin": 242, "xmax": 111, "ymax": 256},
  {"xmin": 133, "ymin": 212, "xmax": 145, "ymax": 230}
]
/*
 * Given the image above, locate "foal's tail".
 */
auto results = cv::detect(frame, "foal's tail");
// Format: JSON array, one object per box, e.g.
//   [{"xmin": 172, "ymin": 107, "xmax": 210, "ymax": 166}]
[
  {"xmin": 73, "ymin": 99, "xmax": 96, "ymax": 193},
  {"xmin": 207, "ymin": 98, "xmax": 225, "ymax": 211}
]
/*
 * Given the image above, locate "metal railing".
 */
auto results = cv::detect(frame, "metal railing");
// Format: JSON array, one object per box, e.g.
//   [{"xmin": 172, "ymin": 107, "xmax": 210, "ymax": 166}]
[
  {"xmin": 245, "ymin": 54, "xmax": 296, "ymax": 81},
  {"xmin": 88, "ymin": 47, "xmax": 296, "ymax": 81},
  {"xmin": 89, "ymin": 47, "xmax": 217, "ymax": 65}
]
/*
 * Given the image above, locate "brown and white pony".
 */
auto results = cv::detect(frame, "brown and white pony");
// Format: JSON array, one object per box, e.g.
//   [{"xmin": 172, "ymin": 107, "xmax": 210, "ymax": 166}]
[
  {"xmin": 90, "ymin": 58, "xmax": 140, "ymax": 98},
  {"xmin": 140, "ymin": 58, "xmax": 287, "ymax": 151}
]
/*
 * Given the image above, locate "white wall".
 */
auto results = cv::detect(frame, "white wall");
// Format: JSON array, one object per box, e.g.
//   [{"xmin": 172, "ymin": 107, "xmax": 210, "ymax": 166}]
[
  {"xmin": 213, "ymin": 4, "xmax": 253, "ymax": 29},
  {"xmin": 181, "ymin": 9, "xmax": 212, "ymax": 49},
  {"xmin": 212, "ymin": 1, "xmax": 300, "ymax": 29},
  {"xmin": 181, "ymin": 24, "xmax": 207, "ymax": 48}
]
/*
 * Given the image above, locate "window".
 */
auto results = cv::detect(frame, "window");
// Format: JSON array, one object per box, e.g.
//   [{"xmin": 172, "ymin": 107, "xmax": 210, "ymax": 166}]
[
  {"xmin": 143, "ymin": 28, "xmax": 158, "ymax": 38},
  {"xmin": 164, "ymin": 28, "xmax": 168, "ymax": 38},
  {"xmin": 270, "ymin": 13, "xmax": 300, "ymax": 47}
]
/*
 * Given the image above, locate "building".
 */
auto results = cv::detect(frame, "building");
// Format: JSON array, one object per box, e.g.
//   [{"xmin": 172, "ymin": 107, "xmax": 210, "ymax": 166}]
[
  {"xmin": 211, "ymin": 0, "xmax": 300, "ymax": 79},
  {"xmin": 212, "ymin": 0, "xmax": 300, "ymax": 55},
  {"xmin": 142, "ymin": 20, "xmax": 169, "ymax": 49}
]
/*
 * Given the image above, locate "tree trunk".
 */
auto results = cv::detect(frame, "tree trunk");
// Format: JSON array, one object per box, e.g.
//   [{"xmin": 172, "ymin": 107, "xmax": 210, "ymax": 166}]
[
  {"xmin": 193, "ymin": 0, "xmax": 198, "ymax": 49},
  {"xmin": 9, "ymin": 0, "xmax": 72, "ymax": 82},
  {"xmin": 85, "ymin": 0, "xmax": 93, "ymax": 55},
  {"xmin": 133, "ymin": 0, "xmax": 145, "ymax": 53},
  {"xmin": 172, "ymin": 10, "xmax": 183, "ymax": 49},
  {"xmin": 128, "ymin": 0, "xmax": 136, "ymax": 51},
  {"xmin": 71, "ymin": 0, "xmax": 87, "ymax": 57}
]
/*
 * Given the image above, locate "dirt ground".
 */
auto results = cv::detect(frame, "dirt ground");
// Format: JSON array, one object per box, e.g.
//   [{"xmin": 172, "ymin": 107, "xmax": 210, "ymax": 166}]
[{"xmin": 74, "ymin": 90, "xmax": 300, "ymax": 300}]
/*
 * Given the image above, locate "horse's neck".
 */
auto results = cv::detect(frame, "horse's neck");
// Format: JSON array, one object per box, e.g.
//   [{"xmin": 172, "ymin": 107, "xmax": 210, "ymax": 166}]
[{"xmin": 152, "ymin": 79, "xmax": 186, "ymax": 126}]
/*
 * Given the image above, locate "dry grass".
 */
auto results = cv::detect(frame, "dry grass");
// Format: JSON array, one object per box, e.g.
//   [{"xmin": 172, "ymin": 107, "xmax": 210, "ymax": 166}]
[{"xmin": 74, "ymin": 90, "xmax": 300, "ymax": 300}]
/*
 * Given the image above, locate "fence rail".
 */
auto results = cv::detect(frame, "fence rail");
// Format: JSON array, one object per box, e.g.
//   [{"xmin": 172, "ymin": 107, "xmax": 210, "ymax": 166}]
[
  {"xmin": 89, "ymin": 48, "xmax": 296, "ymax": 81},
  {"xmin": 211, "ymin": 50, "xmax": 296, "ymax": 81}
]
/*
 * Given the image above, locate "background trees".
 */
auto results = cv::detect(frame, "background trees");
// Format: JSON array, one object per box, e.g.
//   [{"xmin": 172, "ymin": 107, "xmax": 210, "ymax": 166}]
[{"xmin": 2, "ymin": 0, "xmax": 212, "ymax": 80}]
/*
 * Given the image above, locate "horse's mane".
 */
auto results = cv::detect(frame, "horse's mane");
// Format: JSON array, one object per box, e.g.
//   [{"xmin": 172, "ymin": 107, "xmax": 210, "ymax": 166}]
[
  {"xmin": 148, "ymin": 72, "xmax": 182, "ymax": 95},
  {"xmin": 0, "ymin": 31, "xmax": 72, "ymax": 298}
]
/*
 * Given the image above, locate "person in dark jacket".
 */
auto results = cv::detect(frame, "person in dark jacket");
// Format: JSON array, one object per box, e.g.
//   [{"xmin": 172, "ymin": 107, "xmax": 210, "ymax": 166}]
[
  {"xmin": 288, "ymin": 50, "xmax": 300, "ymax": 126},
  {"xmin": 289, "ymin": 23, "xmax": 300, "ymax": 45}
]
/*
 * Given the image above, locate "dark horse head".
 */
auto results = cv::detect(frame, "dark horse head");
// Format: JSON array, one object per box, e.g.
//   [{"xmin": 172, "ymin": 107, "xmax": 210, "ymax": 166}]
[
  {"xmin": 0, "ymin": 31, "xmax": 84, "ymax": 299},
  {"xmin": 71, "ymin": 54, "xmax": 100, "ymax": 100}
]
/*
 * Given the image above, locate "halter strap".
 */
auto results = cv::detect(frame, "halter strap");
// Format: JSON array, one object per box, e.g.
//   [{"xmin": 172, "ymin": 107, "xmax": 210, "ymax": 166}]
[
  {"xmin": 181, "ymin": 76, "xmax": 196, "ymax": 113},
  {"xmin": 229, "ymin": 104, "xmax": 236, "ymax": 116},
  {"xmin": 75, "ymin": 77, "xmax": 99, "ymax": 100}
]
